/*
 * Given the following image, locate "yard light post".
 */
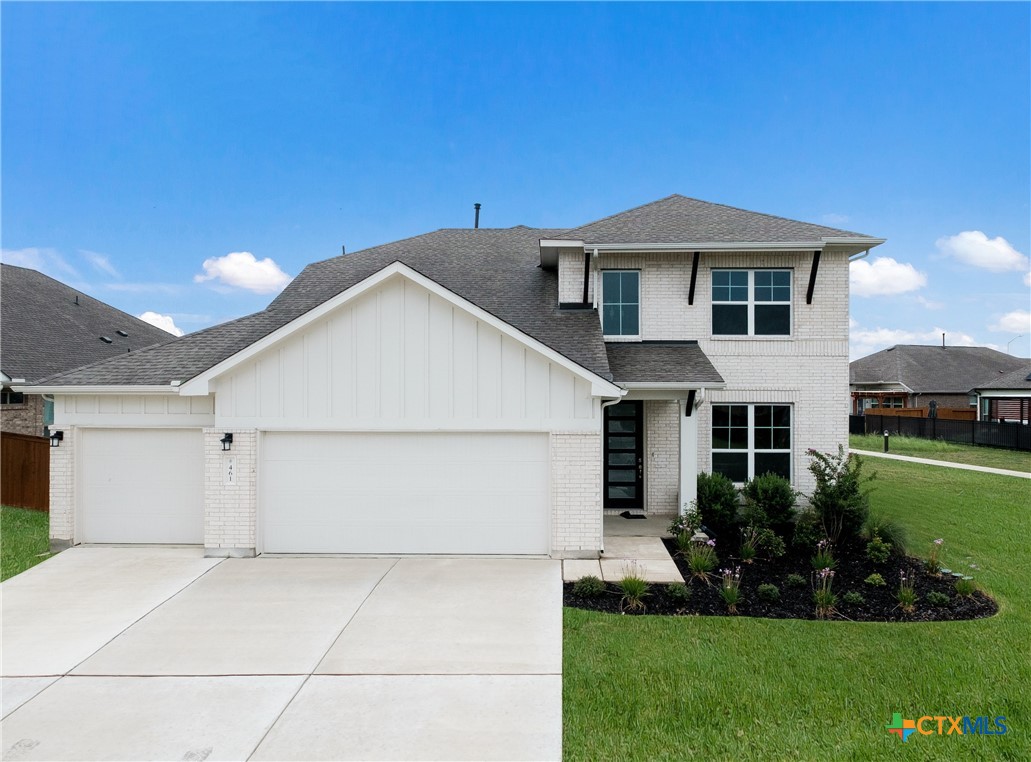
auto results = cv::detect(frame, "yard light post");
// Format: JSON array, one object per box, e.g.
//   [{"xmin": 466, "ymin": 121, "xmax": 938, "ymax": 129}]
[{"xmin": 883, "ymin": 430, "xmax": 890, "ymax": 453}]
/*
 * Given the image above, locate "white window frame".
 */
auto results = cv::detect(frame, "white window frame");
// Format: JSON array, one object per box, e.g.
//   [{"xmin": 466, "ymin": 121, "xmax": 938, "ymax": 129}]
[
  {"xmin": 600, "ymin": 269, "xmax": 642, "ymax": 340},
  {"xmin": 710, "ymin": 403, "xmax": 793, "ymax": 484},
  {"xmin": 711, "ymin": 269, "xmax": 792, "ymax": 337}
]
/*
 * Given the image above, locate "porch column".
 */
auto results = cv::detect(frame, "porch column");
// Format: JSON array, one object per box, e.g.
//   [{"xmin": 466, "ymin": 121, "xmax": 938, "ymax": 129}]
[{"xmin": 678, "ymin": 399, "xmax": 699, "ymax": 515}]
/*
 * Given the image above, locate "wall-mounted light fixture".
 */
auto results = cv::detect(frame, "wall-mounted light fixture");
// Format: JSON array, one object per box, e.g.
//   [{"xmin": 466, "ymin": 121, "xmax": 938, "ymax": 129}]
[
  {"xmin": 220, "ymin": 433, "xmax": 234, "ymax": 451},
  {"xmin": 50, "ymin": 430, "xmax": 64, "ymax": 448}
]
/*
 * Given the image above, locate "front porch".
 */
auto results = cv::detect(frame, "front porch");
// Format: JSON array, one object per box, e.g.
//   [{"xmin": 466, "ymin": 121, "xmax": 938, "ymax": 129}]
[{"xmin": 562, "ymin": 513, "xmax": 683, "ymax": 583}]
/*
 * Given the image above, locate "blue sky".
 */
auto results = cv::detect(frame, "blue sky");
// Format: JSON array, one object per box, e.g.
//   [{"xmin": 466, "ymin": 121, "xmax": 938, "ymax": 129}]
[{"xmin": 3, "ymin": 2, "xmax": 1028, "ymax": 358}]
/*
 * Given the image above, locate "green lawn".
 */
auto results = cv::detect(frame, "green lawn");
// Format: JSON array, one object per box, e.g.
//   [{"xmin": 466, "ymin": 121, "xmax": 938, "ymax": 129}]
[
  {"xmin": 564, "ymin": 460, "xmax": 1031, "ymax": 760},
  {"xmin": 1, "ymin": 505, "xmax": 51, "ymax": 581},
  {"xmin": 850, "ymin": 433, "xmax": 1031, "ymax": 473}
]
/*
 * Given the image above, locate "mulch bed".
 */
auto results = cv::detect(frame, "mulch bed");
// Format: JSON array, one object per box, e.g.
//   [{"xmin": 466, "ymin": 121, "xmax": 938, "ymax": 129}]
[{"xmin": 563, "ymin": 536, "xmax": 997, "ymax": 622}]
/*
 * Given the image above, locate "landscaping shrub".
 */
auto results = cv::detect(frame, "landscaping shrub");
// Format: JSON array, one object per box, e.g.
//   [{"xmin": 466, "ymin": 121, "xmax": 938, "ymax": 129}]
[
  {"xmin": 955, "ymin": 576, "xmax": 977, "ymax": 597},
  {"xmin": 757, "ymin": 583, "xmax": 780, "ymax": 603},
  {"xmin": 842, "ymin": 591, "xmax": 865, "ymax": 605},
  {"xmin": 572, "ymin": 575, "xmax": 605, "ymax": 597},
  {"xmin": 719, "ymin": 566, "xmax": 743, "ymax": 614},
  {"xmin": 791, "ymin": 509, "xmax": 823, "ymax": 551},
  {"xmin": 927, "ymin": 591, "xmax": 951, "ymax": 607},
  {"xmin": 618, "ymin": 568, "xmax": 650, "ymax": 612},
  {"xmin": 667, "ymin": 503, "xmax": 701, "ymax": 538},
  {"xmin": 862, "ymin": 511, "xmax": 909, "ymax": 554},
  {"xmin": 866, "ymin": 534, "xmax": 891, "ymax": 564},
  {"xmin": 696, "ymin": 471, "xmax": 740, "ymax": 541},
  {"xmin": 686, "ymin": 540, "xmax": 718, "ymax": 581},
  {"xmin": 864, "ymin": 573, "xmax": 886, "ymax": 587},
  {"xmin": 666, "ymin": 582, "xmax": 692, "ymax": 603},
  {"xmin": 785, "ymin": 573, "xmax": 806, "ymax": 588},
  {"xmin": 806, "ymin": 446, "xmax": 873, "ymax": 542},
  {"xmin": 742, "ymin": 472, "xmax": 797, "ymax": 530}
]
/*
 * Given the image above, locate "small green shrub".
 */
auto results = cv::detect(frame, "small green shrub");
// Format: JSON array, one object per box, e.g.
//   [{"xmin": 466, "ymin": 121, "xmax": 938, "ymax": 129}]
[
  {"xmin": 842, "ymin": 591, "xmax": 865, "ymax": 605},
  {"xmin": 739, "ymin": 526, "xmax": 785, "ymax": 563},
  {"xmin": 760, "ymin": 530, "xmax": 787, "ymax": 558},
  {"xmin": 666, "ymin": 582, "xmax": 692, "ymax": 603},
  {"xmin": 862, "ymin": 511, "xmax": 909, "ymax": 554},
  {"xmin": 806, "ymin": 446, "xmax": 874, "ymax": 542},
  {"xmin": 742, "ymin": 472, "xmax": 798, "ymax": 529},
  {"xmin": 785, "ymin": 573, "xmax": 806, "ymax": 588},
  {"xmin": 864, "ymin": 573, "xmax": 886, "ymax": 587},
  {"xmin": 927, "ymin": 591, "xmax": 951, "ymax": 607},
  {"xmin": 696, "ymin": 471, "xmax": 740, "ymax": 540},
  {"xmin": 667, "ymin": 503, "xmax": 701, "ymax": 537},
  {"xmin": 675, "ymin": 531, "xmax": 695, "ymax": 556},
  {"xmin": 572, "ymin": 575, "xmax": 605, "ymax": 597},
  {"xmin": 792, "ymin": 509, "xmax": 823, "ymax": 550},
  {"xmin": 866, "ymin": 534, "xmax": 892, "ymax": 564},
  {"xmin": 756, "ymin": 583, "xmax": 780, "ymax": 603},
  {"xmin": 619, "ymin": 568, "xmax": 650, "ymax": 612},
  {"xmin": 955, "ymin": 576, "xmax": 977, "ymax": 597}
]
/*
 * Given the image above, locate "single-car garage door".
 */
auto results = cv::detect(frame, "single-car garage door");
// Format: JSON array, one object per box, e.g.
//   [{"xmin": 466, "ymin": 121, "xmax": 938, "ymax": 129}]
[
  {"xmin": 81, "ymin": 428, "xmax": 204, "ymax": 544},
  {"xmin": 261, "ymin": 432, "xmax": 550, "ymax": 554}
]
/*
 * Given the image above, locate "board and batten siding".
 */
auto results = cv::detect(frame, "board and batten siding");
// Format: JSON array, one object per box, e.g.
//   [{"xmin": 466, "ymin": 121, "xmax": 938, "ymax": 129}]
[
  {"xmin": 214, "ymin": 274, "xmax": 599, "ymax": 430},
  {"xmin": 54, "ymin": 394, "xmax": 215, "ymax": 427}
]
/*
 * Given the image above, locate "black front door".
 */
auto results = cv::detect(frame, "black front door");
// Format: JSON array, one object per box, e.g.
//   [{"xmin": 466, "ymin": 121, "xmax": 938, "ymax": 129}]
[{"xmin": 604, "ymin": 401, "xmax": 643, "ymax": 510}]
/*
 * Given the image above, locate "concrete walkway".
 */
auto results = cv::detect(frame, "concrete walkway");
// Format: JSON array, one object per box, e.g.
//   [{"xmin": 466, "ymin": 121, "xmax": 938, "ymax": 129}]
[
  {"xmin": 852, "ymin": 449, "xmax": 1031, "ymax": 479},
  {"xmin": 562, "ymin": 514, "xmax": 684, "ymax": 584},
  {"xmin": 1, "ymin": 548, "xmax": 561, "ymax": 761}
]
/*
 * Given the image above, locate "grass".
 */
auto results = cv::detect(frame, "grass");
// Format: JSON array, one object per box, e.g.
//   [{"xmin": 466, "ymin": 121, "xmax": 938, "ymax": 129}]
[
  {"xmin": 850, "ymin": 433, "xmax": 1031, "ymax": 473},
  {"xmin": 1, "ymin": 505, "xmax": 51, "ymax": 581},
  {"xmin": 564, "ymin": 459, "xmax": 1030, "ymax": 760}
]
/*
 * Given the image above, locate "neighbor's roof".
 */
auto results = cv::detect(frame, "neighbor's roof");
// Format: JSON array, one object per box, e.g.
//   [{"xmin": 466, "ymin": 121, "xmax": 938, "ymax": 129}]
[
  {"xmin": 0, "ymin": 264, "xmax": 178, "ymax": 383},
  {"xmin": 850, "ymin": 345, "xmax": 1028, "ymax": 394},
  {"xmin": 969, "ymin": 363, "xmax": 1031, "ymax": 392},
  {"xmin": 550, "ymin": 194, "xmax": 878, "ymax": 246},
  {"xmin": 605, "ymin": 343, "xmax": 724, "ymax": 385},
  {"xmin": 33, "ymin": 226, "xmax": 615, "ymax": 386}
]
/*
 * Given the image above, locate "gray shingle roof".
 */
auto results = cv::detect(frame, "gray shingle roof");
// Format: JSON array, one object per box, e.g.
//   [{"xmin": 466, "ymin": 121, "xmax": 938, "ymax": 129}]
[
  {"xmin": 850, "ymin": 345, "xmax": 1028, "ymax": 394},
  {"xmin": 605, "ymin": 343, "xmax": 724, "ymax": 385},
  {"xmin": 551, "ymin": 194, "xmax": 877, "ymax": 245},
  {"xmin": 0, "ymin": 264, "xmax": 179, "ymax": 383},
  {"xmin": 969, "ymin": 363, "xmax": 1031, "ymax": 392},
  {"xmin": 36, "ymin": 227, "xmax": 615, "ymax": 385}
]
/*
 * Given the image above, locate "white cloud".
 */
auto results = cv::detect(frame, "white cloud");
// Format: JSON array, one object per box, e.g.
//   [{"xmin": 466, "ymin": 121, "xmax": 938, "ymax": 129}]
[
  {"xmin": 822, "ymin": 213, "xmax": 850, "ymax": 225},
  {"xmin": 849, "ymin": 316, "xmax": 858, "ymax": 329},
  {"xmin": 850, "ymin": 325, "xmax": 993, "ymax": 360},
  {"xmin": 1024, "ymin": 271, "xmax": 1031, "ymax": 287},
  {"xmin": 194, "ymin": 251, "xmax": 292, "ymax": 294},
  {"xmin": 105, "ymin": 282, "xmax": 183, "ymax": 295},
  {"xmin": 0, "ymin": 247, "xmax": 80, "ymax": 280},
  {"xmin": 989, "ymin": 310, "xmax": 1031, "ymax": 335},
  {"xmin": 138, "ymin": 311, "xmax": 185, "ymax": 337},
  {"xmin": 915, "ymin": 295, "xmax": 943, "ymax": 310},
  {"xmin": 849, "ymin": 257, "xmax": 927, "ymax": 297},
  {"xmin": 80, "ymin": 249, "xmax": 119, "ymax": 278},
  {"xmin": 936, "ymin": 231, "xmax": 1029, "ymax": 273}
]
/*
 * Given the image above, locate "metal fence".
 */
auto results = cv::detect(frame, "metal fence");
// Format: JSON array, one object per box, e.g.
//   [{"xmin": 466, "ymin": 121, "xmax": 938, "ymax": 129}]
[{"xmin": 851, "ymin": 413, "xmax": 1031, "ymax": 452}]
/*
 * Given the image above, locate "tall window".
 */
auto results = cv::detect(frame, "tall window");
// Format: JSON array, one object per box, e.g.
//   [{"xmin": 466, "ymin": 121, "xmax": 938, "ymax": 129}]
[
  {"xmin": 712, "ymin": 269, "xmax": 791, "ymax": 336},
  {"xmin": 712, "ymin": 404, "xmax": 792, "ymax": 482},
  {"xmin": 602, "ymin": 270, "xmax": 640, "ymax": 337}
]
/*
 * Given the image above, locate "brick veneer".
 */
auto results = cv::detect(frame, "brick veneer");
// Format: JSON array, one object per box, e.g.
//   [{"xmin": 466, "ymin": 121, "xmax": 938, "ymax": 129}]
[
  {"xmin": 551, "ymin": 431, "xmax": 602, "ymax": 557},
  {"xmin": 203, "ymin": 427, "xmax": 257, "ymax": 556},
  {"xmin": 48, "ymin": 424, "xmax": 75, "ymax": 550},
  {"xmin": 1, "ymin": 394, "xmax": 46, "ymax": 436}
]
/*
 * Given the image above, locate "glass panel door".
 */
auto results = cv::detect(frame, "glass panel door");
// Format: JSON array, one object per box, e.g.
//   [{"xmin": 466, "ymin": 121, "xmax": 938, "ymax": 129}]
[{"xmin": 603, "ymin": 401, "xmax": 644, "ymax": 509}]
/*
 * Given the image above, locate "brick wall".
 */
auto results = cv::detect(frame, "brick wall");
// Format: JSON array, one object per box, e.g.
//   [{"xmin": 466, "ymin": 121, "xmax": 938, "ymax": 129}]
[
  {"xmin": 203, "ymin": 428, "xmax": 257, "ymax": 556},
  {"xmin": 551, "ymin": 431, "xmax": 602, "ymax": 557},
  {"xmin": 49, "ymin": 424, "xmax": 75, "ymax": 547},
  {"xmin": 1, "ymin": 394, "xmax": 46, "ymax": 436},
  {"xmin": 645, "ymin": 400, "xmax": 679, "ymax": 514}
]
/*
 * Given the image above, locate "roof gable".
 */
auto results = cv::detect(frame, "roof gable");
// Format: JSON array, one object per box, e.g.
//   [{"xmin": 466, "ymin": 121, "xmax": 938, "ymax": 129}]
[{"xmin": 850, "ymin": 345, "xmax": 1028, "ymax": 394}]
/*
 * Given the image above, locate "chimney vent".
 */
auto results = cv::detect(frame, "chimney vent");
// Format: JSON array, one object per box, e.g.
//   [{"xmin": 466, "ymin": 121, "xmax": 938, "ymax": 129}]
[{"xmin": 474, "ymin": 203, "xmax": 481, "ymax": 229}]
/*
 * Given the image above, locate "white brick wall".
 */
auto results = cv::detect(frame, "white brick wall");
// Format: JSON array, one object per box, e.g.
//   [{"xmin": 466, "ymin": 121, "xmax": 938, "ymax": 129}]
[
  {"xmin": 551, "ymin": 431, "xmax": 602, "ymax": 557},
  {"xmin": 645, "ymin": 400, "xmax": 679, "ymax": 514},
  {"xmin": 49, "ymin": 425, "xmax": 75, "ymax": 546},
  {"xmin": 203, "ymin": 428, "xmax": 257, "ymax": 556}
]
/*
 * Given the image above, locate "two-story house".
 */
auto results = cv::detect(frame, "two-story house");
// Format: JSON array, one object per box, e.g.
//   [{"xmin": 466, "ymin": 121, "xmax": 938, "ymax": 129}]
[{"xmin": 19, "ymin": 195, "xmax": 883, "ymax": 558}]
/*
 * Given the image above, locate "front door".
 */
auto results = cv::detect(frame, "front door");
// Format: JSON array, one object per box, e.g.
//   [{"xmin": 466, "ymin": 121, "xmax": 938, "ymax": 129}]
[{"xmin": 603, "ymin": 401, "xmax": 643, "ymax": 510}]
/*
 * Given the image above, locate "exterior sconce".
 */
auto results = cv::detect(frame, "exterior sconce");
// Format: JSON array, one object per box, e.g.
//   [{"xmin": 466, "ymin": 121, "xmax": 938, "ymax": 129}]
[
  {"xmin": 50, "ymin": 430, "xmax": 64, "ymax": 448},
  {"xmin": 220, "ymin": 433, "xmax": 234, "ymax": 451}
]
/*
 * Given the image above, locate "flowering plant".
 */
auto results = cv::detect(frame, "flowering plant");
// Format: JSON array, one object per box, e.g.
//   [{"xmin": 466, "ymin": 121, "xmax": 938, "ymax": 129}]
[
  {"xmin": 811, "ymin": 539, "xmax": 837, "ymax": 571},
  {"xmin": 719, "ymin": 566, "xmax": 743, "ymax": 614},
  {"xmin": 686, "ymin": 540, "xmax": 718, "ymax": 582},
  {"xmin": 813, "ymin": 567, "xmax": 837, "ymax": 618},
  {"xmin": 926, "ymin": 538, "xmax": 945, "ymax": 575},
  {"xmin": 897, "ymin": 568, "xmax": 918, "ymax": 612}
]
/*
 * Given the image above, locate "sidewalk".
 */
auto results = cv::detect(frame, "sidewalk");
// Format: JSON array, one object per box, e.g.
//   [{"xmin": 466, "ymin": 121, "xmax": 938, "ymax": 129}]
[{"xmin": 851, "ymin": 449, "xmax": 1031, "ymax": 479}]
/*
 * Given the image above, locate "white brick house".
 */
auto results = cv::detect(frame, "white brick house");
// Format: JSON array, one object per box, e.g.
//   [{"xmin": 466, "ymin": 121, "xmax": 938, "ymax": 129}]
[{"xmin": 19, "ymin": 195, "xmax": 883, "ymax": 559}]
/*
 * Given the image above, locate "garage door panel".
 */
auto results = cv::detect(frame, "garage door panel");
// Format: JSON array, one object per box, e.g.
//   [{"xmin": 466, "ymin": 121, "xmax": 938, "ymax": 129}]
[
  {"xmin": 81, "ymin": 429, "xmax": 203, "ymax": 544},
  {"xmin": 261, "ymin": 432, "xmax": 550, "ymax": 554}
]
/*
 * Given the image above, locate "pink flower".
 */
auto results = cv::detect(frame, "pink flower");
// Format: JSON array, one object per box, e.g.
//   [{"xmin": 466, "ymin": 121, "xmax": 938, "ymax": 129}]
[{"xmin": 934, "ymin": 538, "xmax": 944, "ymax": 545}]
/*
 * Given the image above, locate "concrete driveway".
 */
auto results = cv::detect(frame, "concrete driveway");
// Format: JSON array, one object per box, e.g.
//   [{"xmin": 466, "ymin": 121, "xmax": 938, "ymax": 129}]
[{"xmin": 1, "ymin": 548, "xmax": 561, "ymax": 761}]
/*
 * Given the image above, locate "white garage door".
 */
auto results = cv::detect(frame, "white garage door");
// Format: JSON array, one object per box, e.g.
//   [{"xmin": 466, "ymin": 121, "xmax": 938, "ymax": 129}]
[
  {"xmin": 261, "ymin": 432, "xmax": 550, "ymax": 554},
  {"xmin": 81, "ymin": 428, "xmax": 204, "ymax": 544}
]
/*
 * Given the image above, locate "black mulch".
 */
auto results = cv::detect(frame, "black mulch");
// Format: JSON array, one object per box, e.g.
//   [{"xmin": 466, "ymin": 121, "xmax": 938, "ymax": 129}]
[{"xmin": 563, "ymin": 536, "xmax": 997, "ymax": 622}]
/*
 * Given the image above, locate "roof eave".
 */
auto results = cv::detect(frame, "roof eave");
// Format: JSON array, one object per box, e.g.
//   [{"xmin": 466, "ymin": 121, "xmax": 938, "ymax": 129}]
[{"xmin": 11, "ymin": 384, "xmax": 179, "ymax": 396}]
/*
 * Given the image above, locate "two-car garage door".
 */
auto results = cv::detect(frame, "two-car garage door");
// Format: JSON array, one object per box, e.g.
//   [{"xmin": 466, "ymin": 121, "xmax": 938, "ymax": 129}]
[{"xmin": 260, "ymin": 432, "xmax": 550, "ymax": 555}]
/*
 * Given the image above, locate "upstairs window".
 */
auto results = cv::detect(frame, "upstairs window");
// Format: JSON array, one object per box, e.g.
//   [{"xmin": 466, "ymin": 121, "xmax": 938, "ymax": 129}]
[
  {"xmin": 712, "ymin": 269, "xmax": 791, "ymax": 336},
  {"xmin": 602, "ymin": 270, "xmax": 640, "ymax": 337}
]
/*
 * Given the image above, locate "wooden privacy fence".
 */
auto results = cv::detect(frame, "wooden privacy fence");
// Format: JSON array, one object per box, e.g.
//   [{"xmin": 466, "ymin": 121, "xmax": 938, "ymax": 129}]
[
  {"xmin": 885, "ymin": 407, "xmax": 977, "ymax": 421},
  {"xmin": 1, "ymin": 432, "xmax": 50, "ymax": 511},
  {"xmin": 853, "ymin": 413, "xmax": 1031, "ymax": 452}
]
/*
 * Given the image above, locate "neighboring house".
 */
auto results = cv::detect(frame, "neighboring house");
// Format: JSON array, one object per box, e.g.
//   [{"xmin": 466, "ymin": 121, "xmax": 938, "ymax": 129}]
[
  {"xmin": 970, "ymin": 363, "xmax": 1031, "ymax": 424},
  {"xmin": 0, "ymin": 264, "xmax": 178, "ymax": 436},
  {"xmin": 849, "ymin": 344, "xmax": 1028, "ymax": 414},
  {"xmin": 18, "ymin": 194, "xmax": 884, "ymax": 558}
]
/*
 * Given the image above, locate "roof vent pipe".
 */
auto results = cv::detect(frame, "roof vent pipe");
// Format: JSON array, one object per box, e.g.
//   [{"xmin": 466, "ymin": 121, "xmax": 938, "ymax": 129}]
[
  {"xmin": 942, "ymin": 333, "xmax": 946, "ymax": 348},
  {"xmin": 474, "ymin": 203, "xmax": 481, "ymax": 229}
]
